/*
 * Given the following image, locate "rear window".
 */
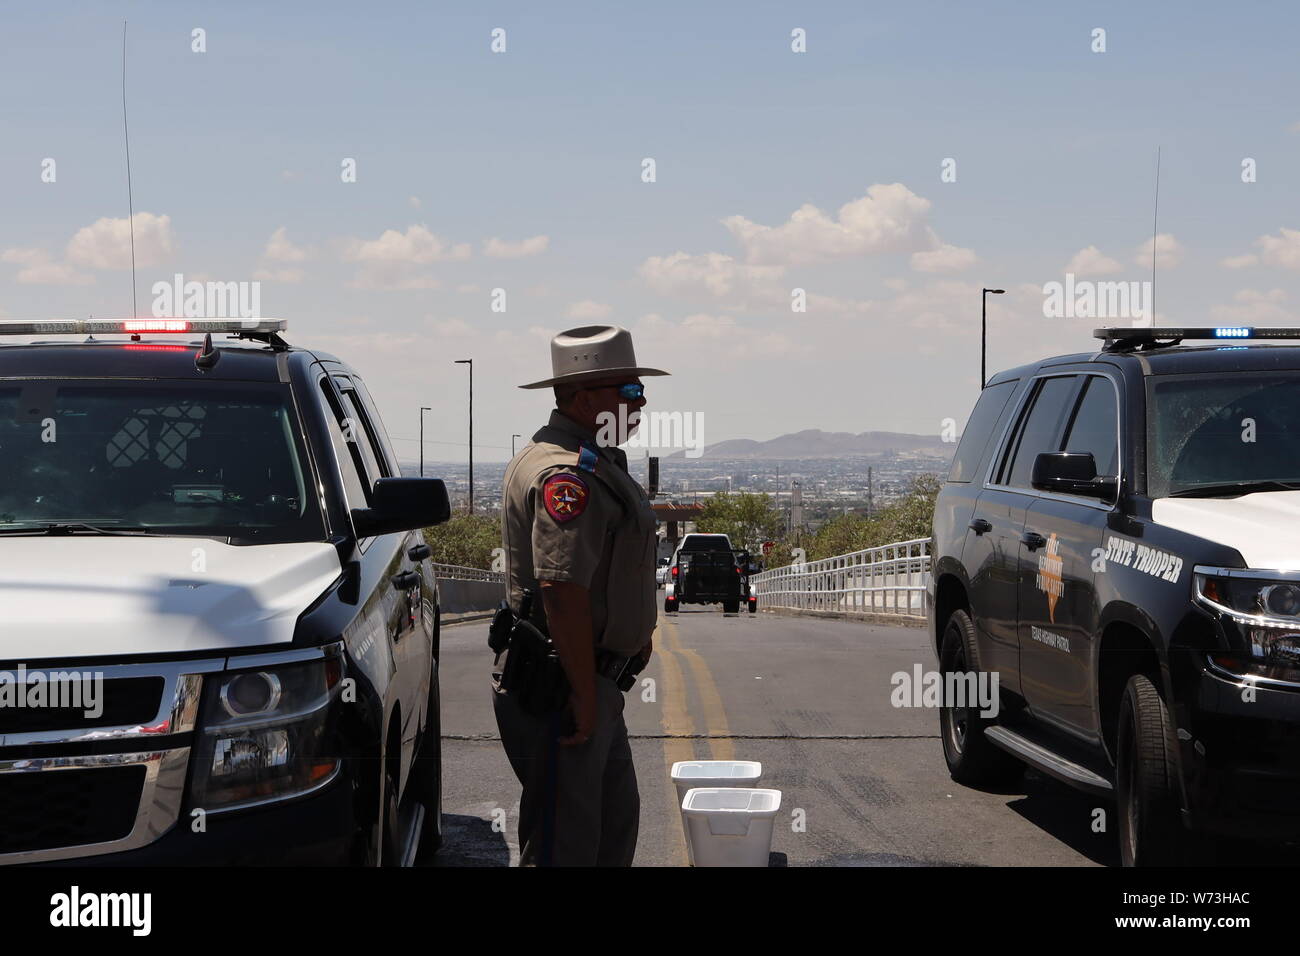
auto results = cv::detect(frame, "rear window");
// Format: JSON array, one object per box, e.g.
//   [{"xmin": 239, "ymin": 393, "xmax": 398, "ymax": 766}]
[
  {"xmin": 680, "ymin": 535, "xmax": 731, "ymax": 552},
  {"xmin": 948, "ymin": 381, "xmax": 1017, "ymax": 483}
]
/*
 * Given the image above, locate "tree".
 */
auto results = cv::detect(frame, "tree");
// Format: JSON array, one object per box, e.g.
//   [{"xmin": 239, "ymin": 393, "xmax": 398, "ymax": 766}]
[
  {"xmin": 765, "ymin": 473, "xmax": 942, "ymax": 567},
  {"xmin": 422, "ymin": 512, "xmax": 502, "ymax": 569},
  {"xmin": 695, "ymin": 492, "xmax": 786, "ymax": 553}
]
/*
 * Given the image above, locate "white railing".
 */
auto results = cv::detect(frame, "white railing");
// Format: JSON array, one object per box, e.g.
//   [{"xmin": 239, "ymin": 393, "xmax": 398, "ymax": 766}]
[
  {"xmin": 751, "ymin": 537, "xmax": 931, "ymax": 618},
  {"xmin": 430, "ymin": 562, "xmax": 506, "ymax": 583}
]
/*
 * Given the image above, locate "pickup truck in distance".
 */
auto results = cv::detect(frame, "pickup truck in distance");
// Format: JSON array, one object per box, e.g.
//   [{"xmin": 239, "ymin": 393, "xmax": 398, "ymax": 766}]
[
  {"xmin": 929, "ymin": 326, "xmax": 1300, "ymax": 866},
  {"xmin": 0, "ymin": 318, "xmax": 449, "ymax": 867},
  {"xmin": 664, "ymin": 532, "xmax": 752, "ymax": 614}
]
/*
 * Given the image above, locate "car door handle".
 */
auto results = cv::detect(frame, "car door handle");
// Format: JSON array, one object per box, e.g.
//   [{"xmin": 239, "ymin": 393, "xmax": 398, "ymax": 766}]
[
  {"xmin": 391, "ymin": 570, "xmax": 420, "ymax": 591},
  {"xmin": 408, "ymin": 543, "xmax": 431, "ymax": 561},
  {"xmin": 969, "ymin": 518, "xmax": 992, "ymax": 535},
  {"xmin": 1021, "ymin": 531, "xmax": 1047, "ymax": 551}
]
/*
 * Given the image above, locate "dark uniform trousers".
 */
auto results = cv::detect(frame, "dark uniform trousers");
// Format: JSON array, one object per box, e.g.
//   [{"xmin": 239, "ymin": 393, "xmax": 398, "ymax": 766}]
[{"xmin": 492, "ymin": 673, "xmax": 639, "ymax": 866}]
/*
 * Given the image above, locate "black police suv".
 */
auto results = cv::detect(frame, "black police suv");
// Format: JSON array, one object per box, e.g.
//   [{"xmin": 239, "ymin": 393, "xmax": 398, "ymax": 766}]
[
  {"xmin": 928, "ymin": 326, "xmax": 1300, "ymax": 866},
  {"xmin": 0, "ymin": 319, "xmax": 449, "ymax": 866}
]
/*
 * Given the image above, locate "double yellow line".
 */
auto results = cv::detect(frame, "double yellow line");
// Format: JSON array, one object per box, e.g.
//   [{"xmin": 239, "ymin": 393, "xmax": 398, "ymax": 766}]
[{"xmin": 654, "ymin": 614, "xmax": 733, "ymax": 865}]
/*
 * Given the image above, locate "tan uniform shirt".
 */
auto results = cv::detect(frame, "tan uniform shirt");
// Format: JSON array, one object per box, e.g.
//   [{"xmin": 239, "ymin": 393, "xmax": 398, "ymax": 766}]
[{"xmin": 502, "ymin": 410, "xmax": 657, "ymax": 656}]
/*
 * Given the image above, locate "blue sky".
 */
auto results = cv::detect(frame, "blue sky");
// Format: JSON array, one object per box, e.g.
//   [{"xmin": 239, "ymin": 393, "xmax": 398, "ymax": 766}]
[{"xmin": 2, "ymin": 1, "xmax": 1298, "ymax": 462}]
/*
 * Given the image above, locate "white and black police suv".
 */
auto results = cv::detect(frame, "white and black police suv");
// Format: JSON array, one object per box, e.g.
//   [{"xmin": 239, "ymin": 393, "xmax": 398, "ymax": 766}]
[
  {"xmin": 0, "ymin": 319, "xmax": 449, "ymax": 865},
  {"xmin": 928, "ymin": 326, "xmax": 1300, "ymax": 866}
]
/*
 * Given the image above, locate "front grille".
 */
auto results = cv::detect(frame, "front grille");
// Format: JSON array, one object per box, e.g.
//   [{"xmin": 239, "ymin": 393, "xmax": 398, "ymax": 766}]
[
  {"xmin": 0, "ymin": 765, "xmax": 145, "ymax": 853},
  {"xmin": 0, "ymin": 676, "xmax": 164, "ymax": 736}
]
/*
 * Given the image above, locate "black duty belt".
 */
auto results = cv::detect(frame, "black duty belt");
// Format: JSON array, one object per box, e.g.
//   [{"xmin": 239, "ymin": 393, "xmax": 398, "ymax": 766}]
[{"xmin": 494, "ymin": 647, "xmax": 629, "ymax": 684}]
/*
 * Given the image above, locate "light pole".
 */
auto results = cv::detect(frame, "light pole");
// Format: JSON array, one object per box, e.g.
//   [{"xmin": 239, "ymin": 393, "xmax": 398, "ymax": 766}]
[
  {"xmin": 981, "ymin": 288, "xmax": 1006, "ymax": 388},
  {"xmin": 455, "ymin": 359, "xmax": 473, "ymax": 514},
  {"xmin": 511, "ymin": 433, "xmax": 521, "ymax": 457},
  {"xmin": 419, "ymin": 406, "xmax": 431, "ymax": 477}
]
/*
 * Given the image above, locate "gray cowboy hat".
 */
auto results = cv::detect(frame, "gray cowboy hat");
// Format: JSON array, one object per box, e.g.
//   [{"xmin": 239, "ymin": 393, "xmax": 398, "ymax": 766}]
[{"xmin": 519, "ymin": 325, "xmax": 670, "ymax": 389}]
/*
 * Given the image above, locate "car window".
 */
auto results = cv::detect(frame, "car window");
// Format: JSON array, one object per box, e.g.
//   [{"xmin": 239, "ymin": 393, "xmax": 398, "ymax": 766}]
[
  {"xmin": 949, "ymin": 380, "xmax": 1017, "ymax": 483},
  {"xmin": 336, "ymin": 382, "xmax": 389, "ymax": 482},
  {"xmin": 319, "ymin": 380, "xmax": 372, "ymax": 509},
  {"xmin": 1062, "ymin": 376, "xmax": 1118, "ymax": 477},
  {"xmin": 1001, "ymin": 376, "xmax": 1080, "ymax": 489}
]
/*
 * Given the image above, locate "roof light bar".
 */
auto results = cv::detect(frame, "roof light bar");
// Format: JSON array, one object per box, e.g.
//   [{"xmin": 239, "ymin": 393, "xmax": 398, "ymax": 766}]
[
  {"xmin": 1095, "ymin": 327, "xmax": 1300, "ymax": 352},
  {"xmin": 0, "ymin": 318, "xmax": 287, "ymax": 336}
]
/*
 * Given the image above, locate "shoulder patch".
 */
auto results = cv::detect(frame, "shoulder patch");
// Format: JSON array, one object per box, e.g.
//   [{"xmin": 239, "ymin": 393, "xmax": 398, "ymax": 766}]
[
  {"xmin": 577, "ymin": 443, "xmax": 599, "ymax": 473},
  {"xmin": 542, "ymin": 472, "xmax": 589, "ymax": 522}
]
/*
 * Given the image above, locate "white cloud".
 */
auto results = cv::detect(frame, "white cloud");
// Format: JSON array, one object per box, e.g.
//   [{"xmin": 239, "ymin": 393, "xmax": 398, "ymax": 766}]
[
  {"xmin": 1220, "ymin": 253, "xmax": 1258, "ymax": 269},
  {"xmin": 638, "ymin": 251, "xmax": 784, "ymax": 300},
  {"xmin": 409, "ymin": 196, "xmax": 422, "ymax": 209},
  {"xmin": 911, "ymin": 243, "xmax": 977, "ymax": 273},
  {"xmin": 1253, "ymin": 227, "xmax": 1300, "ymax": 270},
  {"xmin": 252, "ymin": 268, "xmax": 305, "ymax": 283},
  {"xmin": 344, "ymin": 225, "xmax": 470, "ymax": 264},
  {"xmin": 483, "ymin": 235, "xmax": 550, "ymax": 259},
  {"xmin": 65, "ymin": 213, "xmax": 174, "ymax": 270},
  {"xmin": 633, "ymin": 312, "xmax": 809, "ymax": 361},
  {"xmin": 1065, "ymin": 245, "xmax": 1123, "ymax": 275},
  {"xmin": 1210, "ymin": 288, "xmax": 1295, "ymax": 324},
  {"xmin": 565, "ymin": 300, "xmax": 613, "ymax": 320},
  {"xmin": 1134, "ymin": 233, "xmax": 1183, "ymax": 270},
  {"xmin": 0, "ymin": 248, "xmax": 93, "ymax": 285},
  {"xmin": 722, "ymin": 183, "xmax": 940, "ymax": 266},
  {"xmin": 342, "ymin": 225, "xmax": 468, "ymax": 290},
  {"xmin": 264, "ymin": 226, "xmax": 308, "ymax": 263}
]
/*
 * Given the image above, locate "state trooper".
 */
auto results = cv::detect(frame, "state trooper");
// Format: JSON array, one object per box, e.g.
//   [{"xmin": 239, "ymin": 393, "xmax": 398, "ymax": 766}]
[{"xmin": 494, "ymin": 325, "xmax": 666, "ymax": 866}]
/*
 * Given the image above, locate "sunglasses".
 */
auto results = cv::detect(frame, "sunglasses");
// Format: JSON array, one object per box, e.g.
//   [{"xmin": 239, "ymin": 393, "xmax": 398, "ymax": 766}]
[{"xmin": 584, "ymin": 383, "xmax": 644, "ymax": 400}]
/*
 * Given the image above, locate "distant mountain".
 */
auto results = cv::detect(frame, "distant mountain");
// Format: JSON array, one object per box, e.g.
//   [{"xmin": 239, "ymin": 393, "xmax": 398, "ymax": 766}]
[{"xmin": 671, "ymin": 428, "xmax": 954, "ymax": 460}]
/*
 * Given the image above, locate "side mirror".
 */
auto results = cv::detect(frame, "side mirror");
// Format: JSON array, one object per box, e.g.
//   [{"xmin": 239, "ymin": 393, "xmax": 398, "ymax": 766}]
[
  {"xmin": 351, "ymin": 478, "xmax": 451, "ymax": 538},
  {"xmin": 1031, "ymin": 452, "xmax": 1117, "ymax": 500}
]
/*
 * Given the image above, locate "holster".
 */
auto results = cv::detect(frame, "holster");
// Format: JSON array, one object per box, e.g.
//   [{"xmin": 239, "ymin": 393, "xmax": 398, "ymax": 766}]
[{"xmin": 490, "ymin": 590, "xmax": 571, "ymax": 718}]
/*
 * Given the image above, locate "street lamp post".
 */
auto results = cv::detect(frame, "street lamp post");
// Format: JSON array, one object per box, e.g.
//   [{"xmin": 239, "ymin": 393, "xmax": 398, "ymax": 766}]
[
  {"xmin": 419, "ymin": 406, "xmax": 431, "ymax": 477},
  {"xmin": 511, "ymin": 433, "xmax": 521, "ymax": 457},
  {"xmin": 454, "ymin": 359, "xmax": 473, "ymax": 514},
  {"xmin": 981, "ymin": 288, "xmax": 1006, "ymax": 388}
]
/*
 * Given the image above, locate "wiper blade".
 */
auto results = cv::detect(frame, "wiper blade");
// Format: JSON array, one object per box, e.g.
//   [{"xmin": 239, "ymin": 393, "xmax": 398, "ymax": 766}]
[
  {"xmin": 0, "ymin": 522, "xmax": 149, "ymax": 536},
  {"xmin": 1169, "ymin": 480, "xmax": 1300, "ymax": 498}
]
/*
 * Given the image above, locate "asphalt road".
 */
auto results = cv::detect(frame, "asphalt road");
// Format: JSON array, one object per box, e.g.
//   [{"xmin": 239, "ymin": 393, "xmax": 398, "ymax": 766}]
[{"xmin": 424, "ymin": 604, "xmax": 1126, "ymax": 867}]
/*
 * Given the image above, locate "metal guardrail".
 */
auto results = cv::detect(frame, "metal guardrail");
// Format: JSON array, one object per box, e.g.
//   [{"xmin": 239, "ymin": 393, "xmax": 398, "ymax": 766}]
[
  {"xmin": 430, "ymin": 562, "xmax": 505, "ymax": 583},
  {"xmin": 751, "ymin": 537, "xmax": 931, "ymax": 618}
]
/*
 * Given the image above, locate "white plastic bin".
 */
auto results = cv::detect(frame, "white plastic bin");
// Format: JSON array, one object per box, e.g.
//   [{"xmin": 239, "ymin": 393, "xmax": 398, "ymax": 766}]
[
  {"xmin": 680, "ymin": 788, "xmax": 782, "ymax": 867},
  {"xmin": 670, "ymin": 760, "xmax": 763, "ymax": 805}
]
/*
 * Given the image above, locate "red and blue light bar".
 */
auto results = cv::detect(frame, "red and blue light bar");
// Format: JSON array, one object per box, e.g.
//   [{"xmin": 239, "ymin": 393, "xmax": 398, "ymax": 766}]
[{"xmin": 0, "ymin": 319, "xmax": 286, "ymax": 336}]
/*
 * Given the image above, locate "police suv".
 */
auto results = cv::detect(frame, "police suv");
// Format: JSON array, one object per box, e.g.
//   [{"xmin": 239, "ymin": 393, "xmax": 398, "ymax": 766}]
[
  {"xmin": 0, "ymin": 319, "xmax": 449, "ymax": 866},
  {"xmin": 929, "ymin": 327, "xmax": 1300, "ymax": 866}
]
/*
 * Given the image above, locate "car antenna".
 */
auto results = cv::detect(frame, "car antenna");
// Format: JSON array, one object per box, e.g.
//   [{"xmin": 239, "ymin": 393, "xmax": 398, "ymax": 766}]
[
  {"xmin": 121, "ymin": 20, "xmax": 139, "ymax": 321},
  {"xmin": 195, "ymin": 332, "xmax": 221, "ymax": 369},
  {"xmin": 1149, "ymin": 146, "xmax": 1160, "ymax": 325}
]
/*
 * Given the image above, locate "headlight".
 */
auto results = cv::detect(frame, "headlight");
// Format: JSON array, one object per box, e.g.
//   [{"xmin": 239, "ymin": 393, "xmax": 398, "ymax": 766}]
[
  {"xmin": 190, "ymin": 646, "xmax": 344, "ymax": 812},
  {"xmin": 1195, "ymin": 572, "xmax": 1300, "ymax": 683}
]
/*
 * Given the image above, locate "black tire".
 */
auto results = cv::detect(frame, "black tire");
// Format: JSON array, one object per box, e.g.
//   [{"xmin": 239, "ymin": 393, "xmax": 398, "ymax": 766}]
[
  {"xmin": 1116, "ymin": 673, "xmax": 1184, "ymax": 867},
  {"xmin": 748, "ymin": 600, "xmax": 757, "ymax": 614},
  {"xmin": 938, "ymin": 609, "xmax": 1023, "ymax": 787},
  {"xmin": 723, "ymin": 600, "xmax": 740, "ymax": 614},
  {"xmin": 664, "ymin": 598, "xmax": 677, "ymax": 614},
  {"xmin": 414, "ymin": 673, "xmax": 443, "ymax": 857},
  {"xmin": 380, "ymin": 759, "xmax": 403, "ymax": 867}
]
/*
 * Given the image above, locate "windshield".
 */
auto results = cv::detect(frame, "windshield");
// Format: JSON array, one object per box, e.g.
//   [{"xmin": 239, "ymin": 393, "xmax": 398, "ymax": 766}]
[
  {"xmin": 1147, "ymin": 371, "xmax": 1300, "ymax": 498},
  {"xmin": 0, "ymin": 381, "xmax": 324, "ymax": 542}
]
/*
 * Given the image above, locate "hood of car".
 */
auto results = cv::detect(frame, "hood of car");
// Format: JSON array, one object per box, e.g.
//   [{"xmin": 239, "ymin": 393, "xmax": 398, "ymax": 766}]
[
  {"xmin": 1151, "ymin": 490, "xmax": 1300, "ymax": 570},
  {"xmin": 0, "ymin": 537, "xmax": 342, "ymax": 660}
]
